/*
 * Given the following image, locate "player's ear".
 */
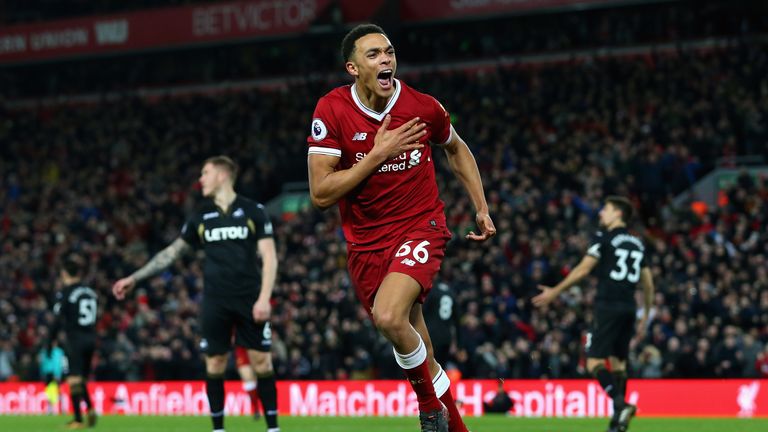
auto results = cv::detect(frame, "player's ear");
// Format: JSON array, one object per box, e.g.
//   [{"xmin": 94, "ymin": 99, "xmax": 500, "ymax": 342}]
[{"xmin": 345, "ymin": 60, "xmax": 358, "ymax": 77}]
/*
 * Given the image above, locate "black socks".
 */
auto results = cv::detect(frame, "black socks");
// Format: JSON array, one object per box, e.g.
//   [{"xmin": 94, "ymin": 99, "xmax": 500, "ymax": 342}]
[
  {"xmin": 206, "ymin": 373, "xmax": 225, "ymax": 430},
  {"xmin": 257, "ymin": 372, "xmax": 279, "ymax": 430}
]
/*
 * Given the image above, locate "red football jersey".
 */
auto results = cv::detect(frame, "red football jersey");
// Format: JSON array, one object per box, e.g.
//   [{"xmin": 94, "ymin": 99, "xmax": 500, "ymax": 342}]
[{"xmin": 307, "ymin": 79, "xmax": 453, "ymax": 252}]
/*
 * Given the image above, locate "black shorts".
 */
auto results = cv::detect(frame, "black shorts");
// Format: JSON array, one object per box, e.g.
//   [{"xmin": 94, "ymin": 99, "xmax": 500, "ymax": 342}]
[
  {"xmin": 66, "ymin": 334, "xmax": 96, "ymax": 377},
  {"xmin": 200, "ymin": 295, "xmax": 272, "ymax": 356},
  {"xmin": 585, "ymin": 304, "xmax": 636, "ymax": 360},
  {"xmin": 431, "ymin": 342, "xmax": 451, "ymax": 364}
]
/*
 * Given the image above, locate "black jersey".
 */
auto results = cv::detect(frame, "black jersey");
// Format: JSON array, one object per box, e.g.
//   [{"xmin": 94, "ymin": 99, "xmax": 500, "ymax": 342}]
[
  {"xmin": 586, "ymin": 227, "xmax": 646, "ymax": 307},
  {"xmin": 53, "ymin": 283, "xmax": 98, "ymax": 335},
  {"xmin": 423, "ymin": 282, "xmax": 460, "ymax": 349},
  {"xmin": 181, "ymin": 195, "xmax": 273, "ymax": 297}
]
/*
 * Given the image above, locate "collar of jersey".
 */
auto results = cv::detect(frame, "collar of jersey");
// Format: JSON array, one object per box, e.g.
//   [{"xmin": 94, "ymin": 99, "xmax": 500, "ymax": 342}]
[
  {"xmin": 213, "ymin": 194, "xmax": 238, "ymax": 216},
  {"xmin": 350, "ymin": 78, "xmax": 401, "ymax": 121}
]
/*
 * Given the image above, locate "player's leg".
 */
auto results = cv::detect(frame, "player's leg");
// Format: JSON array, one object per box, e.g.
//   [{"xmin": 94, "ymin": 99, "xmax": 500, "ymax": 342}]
[
  {"xmin": 237, "ymin": 298, "xmax": 279, "ymax": 432},
  {"xmin": 247, "ymin": 349, "xmax": 279, "ymax": 432},
  {"xmin": 205, "ymin": 353, "xmax": 229, "ymax": 432},
  {"xmin": 372, "ymin": 273, "xmax": 447, "ymax": 431},
  {"xmin": 76, "ymin": 337, "xmax": 97, "ymax": 427},
  {"xmin": 66, "ymin": 375, "xmax": 85, "ymax": 428},
  {"xmin": 586, "ymin": 326, "xmax": 623, "ymax": 416},
  {"xmin": 201, "ymin": 299, "xmax": 234, "ymax": 432},
  {"xmin": 609, "ymin": 356, "xmax": 636, "ymax": 432},
  {"xmin": 64, "ymin": 340, "xmax": 86, "ymax": 428},
  {"xmin": 610, "ymin": 312, "xmax": 638, "ymax": 432},
  {"xmin": 587, "ymin": 355, "xmax": 624, "ymax": 432},
  {"xmin": 587, "ymin": 307, "xmax": 632, "ymax": 432},
  {"xmin": 349, "ymin": 239, "xmax": 448, "ymax": 431},
  {"xmin": 235, "ymin": 347, "xmax": 261, "ymax": 420},
  {"xmin": 411, "ymin": 303, "xmax": 469, "ymax": 432},
  {"xmin": 609, "ymin": 356, "xmax": 628, "ymax": 410}
]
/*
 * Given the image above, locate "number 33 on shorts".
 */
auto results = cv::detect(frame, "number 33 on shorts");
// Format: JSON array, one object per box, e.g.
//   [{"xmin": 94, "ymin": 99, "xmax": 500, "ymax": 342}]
[{"xmin": 395, "ymin": 240, "xmax": 431, "ymax": 266}]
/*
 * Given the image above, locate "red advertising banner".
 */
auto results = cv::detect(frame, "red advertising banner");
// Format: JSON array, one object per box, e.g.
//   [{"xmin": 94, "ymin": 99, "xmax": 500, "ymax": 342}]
[
  {"xmin": 339, "ymin": 0, "xmax": 388, "ymax": 23},
  {"xmin": 1, "ymin": 379, "xmax": 766, "ymax": 417},
  {"xmin": 401, "ymin": 0, "xmax": 625, "ymax": 22},
  {"xmin": 0, "ymin": 0, "xmax": 332, "ymax": 64}
]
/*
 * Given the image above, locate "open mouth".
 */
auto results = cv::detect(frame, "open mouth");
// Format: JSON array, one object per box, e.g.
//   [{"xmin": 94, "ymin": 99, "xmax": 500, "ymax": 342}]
[{"xmin": 377, "ymin": 69, "xmax": 393, "ymax": 90}]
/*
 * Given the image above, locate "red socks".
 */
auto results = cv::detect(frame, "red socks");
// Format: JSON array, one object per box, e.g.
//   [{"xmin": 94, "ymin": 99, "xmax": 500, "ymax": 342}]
[
  {"xmin": 433, "ymin": 366, "xmax": 469, "ymax": 432},
  {"xmin": 243, "ymin": 381, "xmax": 260, "ymax": 415},
  {"xmin": 394, "ymin": 337, "xmax": 443, "ymax": 413}
]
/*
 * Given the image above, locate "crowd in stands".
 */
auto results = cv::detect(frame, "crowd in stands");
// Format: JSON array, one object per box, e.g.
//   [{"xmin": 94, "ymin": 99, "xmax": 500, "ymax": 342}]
[
  {"xmin": 1, "ymin": 33, "xmax": 768, "ymax": 383},
  {"xmin": 0, "ymin": 0, "xmax": 208, "ymax": 24},
  {"xmin": 1, "ymin": 0, "xmax": 765, "ymax": 99}
]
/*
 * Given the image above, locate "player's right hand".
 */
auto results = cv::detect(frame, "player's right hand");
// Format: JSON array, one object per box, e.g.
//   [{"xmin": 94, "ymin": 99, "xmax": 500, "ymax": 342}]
[
  {"xmin": 112, "ymin": 276, "xmax": 136, "ymax": 300},
  {"xmin": 532, "ymin": 285, "xmax": 558, "ymax": 307},
  {"xmin": 372, "ymin": 115, "xmax": 426, "ymax": 162}
]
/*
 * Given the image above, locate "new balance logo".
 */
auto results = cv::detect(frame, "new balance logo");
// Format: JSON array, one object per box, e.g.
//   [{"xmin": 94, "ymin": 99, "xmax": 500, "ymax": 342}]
[
  {"xmin": 401, "ymin": 258, "xmax": 416, "ymax": 267},
  {"xmin": 352, "ymin": 132, "xmax": 368, "ymax": 141}
]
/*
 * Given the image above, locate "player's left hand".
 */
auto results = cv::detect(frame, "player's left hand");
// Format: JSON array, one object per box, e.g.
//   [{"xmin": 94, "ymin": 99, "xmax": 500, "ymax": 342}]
[
  {"xmin": 532, "ymin": 285, "xmax": 558, "ymax": 307},
  {"xmin": 252, "ymin": 298, "xmax": 271, "ymax": 322},
  {"xmin": 466, "ymin": 212, "xmax": 496, "ymax": 241}
]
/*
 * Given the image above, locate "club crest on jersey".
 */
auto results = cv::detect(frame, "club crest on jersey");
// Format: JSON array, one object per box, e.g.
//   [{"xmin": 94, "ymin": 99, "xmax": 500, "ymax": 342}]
[
  {"xmin": 232, "ymin": 208, "xmax": 244, "ymax": 218},
  {"xmin": 311, "ymin": 118, "xmax": 327, "ymax": 141},
  {"xmin": 409, "ymin": 149, "xmax": 422, "ymax": 167},
  {"xmin": 204, "ymin": 226, "xmax": 248, "ymax": 242}
]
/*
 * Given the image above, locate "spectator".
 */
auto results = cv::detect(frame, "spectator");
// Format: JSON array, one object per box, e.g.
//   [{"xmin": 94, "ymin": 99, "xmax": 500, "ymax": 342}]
[
  {"xmin": 756, "ymin": 345, "xmax": 768, "ymax": 379},
  {"xmin": 635, "ymin": 345, "xmax": 663, "ymax": 378},
  {"xmin": 740, "ymin": 333, "xmax": 763, "ymax": 378},
  {"xmin": 483, "ymin": 380, "xmax": 513, "ymax": 414},
  {"xmin": 0, "ymin": 339, "xmax": 16, "ymax": 381}
]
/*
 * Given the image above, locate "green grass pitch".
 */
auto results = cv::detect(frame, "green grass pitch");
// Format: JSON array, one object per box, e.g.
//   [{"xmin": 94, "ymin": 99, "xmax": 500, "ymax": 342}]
[{"xmin": 1, "ymin": 415, "xmax": 766, "ymax": 431}]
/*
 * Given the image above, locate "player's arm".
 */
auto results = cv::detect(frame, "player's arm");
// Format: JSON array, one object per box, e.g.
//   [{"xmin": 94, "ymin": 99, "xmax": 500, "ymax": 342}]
[
  {"xmin": 636, "ymin": 266, "xmax": 655, "ymax": 338},
  {"xmin": 533, "ymin": 255, "xmax": 598, "ymax": 307},
  {"xmin": 50, "ymin": 294, "xmax": 64, "ymax": 342},
  {"xmin": 441, "ymin": 128, "xmax": 496, "ymax": 241},
  {"xmin": 308, "ymin": 115, "xmax": 426, "ymax": 209},
  {"xmin": 252, "ymin": 237, "xmax": 277, "ymax": 322},
  {"xmin": 112, "ymin": 237, "xmax": 191, "ymax": 300}
]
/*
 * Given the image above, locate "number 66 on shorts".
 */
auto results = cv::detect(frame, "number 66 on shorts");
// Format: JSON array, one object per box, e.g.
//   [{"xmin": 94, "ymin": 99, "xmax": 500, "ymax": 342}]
[
  {"xmin": 348, "ymin": 225, "xmax": 452, "ymax": 312},
  {"xmin": 395, "ymin": 240, "xmax": 432, "ymax": 265}
]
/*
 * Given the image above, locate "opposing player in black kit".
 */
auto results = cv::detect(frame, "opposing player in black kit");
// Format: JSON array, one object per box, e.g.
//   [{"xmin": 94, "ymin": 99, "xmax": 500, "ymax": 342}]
[
  {"xmin": 112, "ymin": 156, "xmax": 280, "ymax": 432},
  {"xmin": 533, "ymin": 196, "xmax": 654, "ymax": 432},
  {"xmin": 53, "ymin": 253, "xmax": 98, "ymax": 429},
  {"xmin": 423, "ymin": 282, "xmax": 461, "ymax": 366}
]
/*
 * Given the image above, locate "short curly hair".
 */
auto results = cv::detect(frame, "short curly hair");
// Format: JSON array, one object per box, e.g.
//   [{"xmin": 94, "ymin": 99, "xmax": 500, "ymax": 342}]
[{"xmin": 341, "ymin": 24, "xmax": 387, "ymax": 62}]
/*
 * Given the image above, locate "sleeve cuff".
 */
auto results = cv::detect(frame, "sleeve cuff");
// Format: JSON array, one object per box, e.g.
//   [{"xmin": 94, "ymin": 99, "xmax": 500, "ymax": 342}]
[
  {"xmin": 432, "ymin": 124, "xmax": 454, "ymax": 147},
  {"xmin": 308, "ymin": 146, "xmax": 342, "ymax": 157}
]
